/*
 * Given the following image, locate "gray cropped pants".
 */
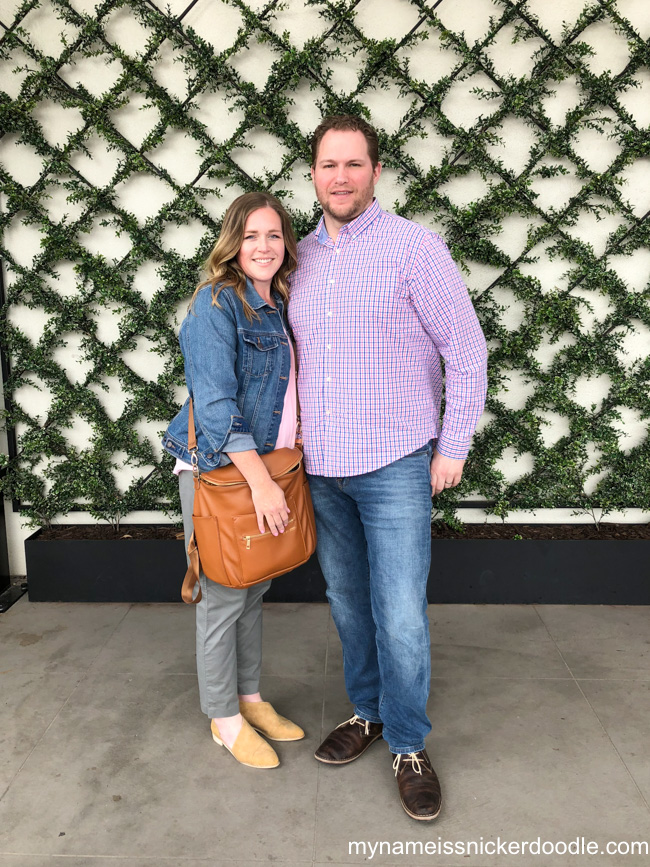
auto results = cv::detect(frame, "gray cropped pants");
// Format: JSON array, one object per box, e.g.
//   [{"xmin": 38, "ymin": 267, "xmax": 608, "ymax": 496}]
[{"xmin": 179, "ymin": 471, "xmax": 270, "ymax": 718}]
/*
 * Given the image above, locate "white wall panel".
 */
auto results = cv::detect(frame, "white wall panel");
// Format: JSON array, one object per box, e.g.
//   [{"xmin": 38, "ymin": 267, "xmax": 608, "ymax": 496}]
[{"xmin": 1, "ymin": 0, "xmax": 649, "ymax": 575}]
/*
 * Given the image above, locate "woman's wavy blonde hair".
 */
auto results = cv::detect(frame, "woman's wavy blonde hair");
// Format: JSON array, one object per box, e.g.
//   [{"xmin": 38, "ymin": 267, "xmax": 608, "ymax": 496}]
[{"xmin": 191, "ymin": 192, "xmax": 297, "ymax": 321}]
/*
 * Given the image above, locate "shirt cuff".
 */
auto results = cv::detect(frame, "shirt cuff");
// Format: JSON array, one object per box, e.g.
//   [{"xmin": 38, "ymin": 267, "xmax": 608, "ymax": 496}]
[{"xmin": 435, "ymin": 433, "xmax": 471, "ymax": 461}]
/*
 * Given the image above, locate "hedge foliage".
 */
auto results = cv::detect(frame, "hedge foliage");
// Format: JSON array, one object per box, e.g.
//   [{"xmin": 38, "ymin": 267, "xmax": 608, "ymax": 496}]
[{"xmin": 0, "ymin": 0, "xmax": 649, "ymax": 529}]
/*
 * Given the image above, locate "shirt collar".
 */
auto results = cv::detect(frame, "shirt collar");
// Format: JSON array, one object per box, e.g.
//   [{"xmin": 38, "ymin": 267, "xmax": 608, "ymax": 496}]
[{"xmin": 314, "ymin": 198, "xmax": 382, "ymax": 246}]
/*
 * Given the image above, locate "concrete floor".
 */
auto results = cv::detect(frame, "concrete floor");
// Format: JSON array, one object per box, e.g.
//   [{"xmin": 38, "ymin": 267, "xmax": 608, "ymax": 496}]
[{"xmin": 0, "ymin": 599, "xmax": 649, "ymax": 866}]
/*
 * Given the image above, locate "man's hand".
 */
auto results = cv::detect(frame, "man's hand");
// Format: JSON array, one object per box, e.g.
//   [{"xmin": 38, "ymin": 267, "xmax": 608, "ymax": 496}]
[{"xmin": 430, "ymin": 449, "xmax": 465, "ymax": 496}]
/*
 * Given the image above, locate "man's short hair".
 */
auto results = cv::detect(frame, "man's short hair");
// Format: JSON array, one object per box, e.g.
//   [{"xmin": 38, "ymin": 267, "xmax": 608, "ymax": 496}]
[{"xmin": 311, "ymin": 115, "xmax": 380, "ymax": 168}]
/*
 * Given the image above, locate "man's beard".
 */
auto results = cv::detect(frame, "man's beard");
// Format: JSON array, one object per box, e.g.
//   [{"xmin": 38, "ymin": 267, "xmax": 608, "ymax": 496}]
[{"xmin": 319, "ymin": 183, "xmax": 374, "ymax": 224}]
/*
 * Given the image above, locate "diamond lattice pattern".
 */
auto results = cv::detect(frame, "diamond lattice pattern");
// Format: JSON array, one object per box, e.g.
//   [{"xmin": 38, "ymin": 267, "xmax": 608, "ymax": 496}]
[{"xmin": 1, "ymin": 0, "xmax": 649, "ymax": 523}]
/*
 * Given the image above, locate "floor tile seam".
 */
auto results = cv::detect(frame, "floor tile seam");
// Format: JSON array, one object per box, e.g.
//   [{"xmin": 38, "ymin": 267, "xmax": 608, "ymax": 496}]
[
  {"xmin": 323, "ymin": 611, "xmax": 334, "ymax": 678},
  {"xmin": 481, "ymin": 673, "xmax": 650, "ymax": 681},
  {"xmin": 531, "ymin": 605, "xmax": 579, "ymax": 678},
  {"xmin": 84, "ymin": 671, "xmax": 198, "ymax": 677},
  {"xmin": 572, "ymin": 676, "xmax": 650, "ymax": 682},
  {"xmin": 324, "ymin": 671, "xmax": 580, "ymax": 683},
  {"xmin": 81, "ymin": 672, "xmax": 331, "ymax": 679},
  {"xmin": 0, "ymin": 608, "xmax": 134, "ymax": 804},
  {"xmin": 324, "ymin": 673, "xmax": 590, "ymax": 681},
  {"xmin": 532, "ymin": 602, "xmax": 557, "ymax": 636},
  {"xmin": 549, "ymin": 633, "xmax": 650, "ymax": 683},
  {"xmin": 312, "ymin": 669, "xmax": 330, "ymax": 864},
  {"xmin": 311, "ymin": 862, "xmax": 492, "ymax": 867},
  {"xmin": 0, "ymin": 850, "xmax": 314, "ymax": 861},
  {"xmin": 404, "ymin": 675, "xmax": 578, "ymax": 681},
  {"xmin": 80, "ymin": 603, "xmax": 135, "ymax": 675},
  {"xmin": 531, "ymin": 604, "xmax": 650, "ymax": 643},
  {"xmin": 573, "ymin": 679, "xmax": 650, "ymax": 815},
  {"xmin": 0, "ymin": 662, "xmax": 94, "ymax": 806},
  {"xmin": 429, "ymin": 640, "xmax": 565, "ymax": 648},
  {"xmin": 1, "ymin": 617, "xmax": 135, "ymax": 677},
  {"xmin": 0, "ymin": 854, "xmax": 314, "ymax": 863}
]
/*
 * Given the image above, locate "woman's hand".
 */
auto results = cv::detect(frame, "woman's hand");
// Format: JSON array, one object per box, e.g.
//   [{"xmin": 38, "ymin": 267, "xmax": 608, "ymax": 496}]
[
  {"xmin": 224, "ymin": 449, "xmax": 290, "ymax": 536},
  {"xmin": 250, "ymin": 478, "xmax": 291, "ymax": 536}
]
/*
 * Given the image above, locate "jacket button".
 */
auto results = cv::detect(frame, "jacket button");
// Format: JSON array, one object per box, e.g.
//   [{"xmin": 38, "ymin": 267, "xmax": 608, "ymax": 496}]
[{"xmin": 206, "ymin": 453, "xmax": 213, "ymax": 459}]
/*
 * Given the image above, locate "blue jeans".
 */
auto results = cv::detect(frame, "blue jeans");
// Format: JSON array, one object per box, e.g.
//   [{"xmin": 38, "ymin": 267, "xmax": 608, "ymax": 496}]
[{"xmin": 307, "ymin": 442, "xmax": 433, "ymax": 754}]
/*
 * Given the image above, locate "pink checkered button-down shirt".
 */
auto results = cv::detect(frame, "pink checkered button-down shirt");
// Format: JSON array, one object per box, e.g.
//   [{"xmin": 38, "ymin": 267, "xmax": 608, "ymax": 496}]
[{"xmin": 288, "ymin": 199, "xmax": 488, "ymax": 477}]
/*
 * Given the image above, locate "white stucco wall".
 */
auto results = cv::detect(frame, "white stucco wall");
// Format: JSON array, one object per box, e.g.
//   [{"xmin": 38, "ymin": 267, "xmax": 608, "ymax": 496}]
[{"xmin": 1, "ymin": 0, "xmax": 649, "ymax": 574}]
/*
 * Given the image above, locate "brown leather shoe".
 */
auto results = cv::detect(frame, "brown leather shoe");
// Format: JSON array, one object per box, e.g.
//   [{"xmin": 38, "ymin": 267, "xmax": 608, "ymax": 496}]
[
  {"xmin": 392, "ymin": 750, "xmax": 442, "ymax": 820},
  {"xmin": 314, "ymin": 714, "xmax": 383, "ymax": 764}
]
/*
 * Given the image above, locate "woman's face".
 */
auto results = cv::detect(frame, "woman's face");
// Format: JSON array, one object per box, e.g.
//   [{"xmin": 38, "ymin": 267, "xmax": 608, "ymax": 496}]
[{"xmin": 236, "ymin": 206, "xmax": 285, "ymax": 293}]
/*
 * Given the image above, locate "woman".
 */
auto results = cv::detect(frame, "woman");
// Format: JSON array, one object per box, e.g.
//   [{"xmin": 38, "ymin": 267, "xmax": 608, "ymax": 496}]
[{"xmin": 162, "ymin": 192, "xmax": 303, "ymax": 769}]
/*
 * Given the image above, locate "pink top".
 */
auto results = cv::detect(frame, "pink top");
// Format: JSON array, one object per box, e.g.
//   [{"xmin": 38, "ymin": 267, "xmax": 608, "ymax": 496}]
[
  {"xmin": 273, "ymin": 337, "xmax": 297, "ymax": 448},
  {"xmin": 174, "ymin": 324, "xmax": 297, "ymax": 474}
]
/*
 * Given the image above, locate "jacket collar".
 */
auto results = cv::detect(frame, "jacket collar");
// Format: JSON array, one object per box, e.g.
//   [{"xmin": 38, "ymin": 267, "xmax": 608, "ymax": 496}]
[{"xmin": 243, "ymin": 277, "xmax": 284, "ymax": 313}]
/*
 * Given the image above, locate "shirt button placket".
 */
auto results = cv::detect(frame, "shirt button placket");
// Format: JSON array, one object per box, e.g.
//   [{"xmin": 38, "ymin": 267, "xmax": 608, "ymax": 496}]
[{"xmin": 323, "ymin": 244, "xmax": 338, "ymax": 425}]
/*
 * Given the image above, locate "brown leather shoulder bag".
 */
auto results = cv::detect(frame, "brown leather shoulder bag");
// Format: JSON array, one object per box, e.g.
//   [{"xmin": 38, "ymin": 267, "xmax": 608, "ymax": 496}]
[{"xmin": 181, "ymin": 400, "xmax": 317, "ymax": 603}]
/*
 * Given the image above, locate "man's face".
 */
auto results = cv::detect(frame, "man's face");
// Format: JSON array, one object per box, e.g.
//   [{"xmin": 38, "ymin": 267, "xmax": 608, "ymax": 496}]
[{"xmin": 311, "ymin": 129, "xmax": 381, "ymax": 228}]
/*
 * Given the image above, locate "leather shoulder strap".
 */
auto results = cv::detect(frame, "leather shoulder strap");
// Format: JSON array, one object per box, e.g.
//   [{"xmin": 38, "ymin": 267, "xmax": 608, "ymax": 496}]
[
  {"xmin": 188, "ymin": 398, "xmax": 198, "ymax": 452},
  {"xmin": 181, "ymin": 531, "xmax": 202, "ymax": 603}
]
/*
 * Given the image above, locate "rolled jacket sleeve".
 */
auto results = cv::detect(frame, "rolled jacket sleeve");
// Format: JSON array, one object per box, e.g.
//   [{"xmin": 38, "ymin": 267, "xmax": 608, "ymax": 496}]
[
  {"xmin": 181, "ymin": 287, "xmax": 258, "ymax": 463},
  {"xmin": 408, "ymin": 233, "xmax": 488, "ymax": 459}
]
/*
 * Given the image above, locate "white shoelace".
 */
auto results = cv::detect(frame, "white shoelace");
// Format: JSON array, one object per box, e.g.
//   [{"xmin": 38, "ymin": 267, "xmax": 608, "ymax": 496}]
[
  {"xmin": 336, "ymin": 714, "xmax": 371, "ymax": 736},
  {"xmin": 393, "ymin": 752, "xmax": 424, "ymax": 776}
]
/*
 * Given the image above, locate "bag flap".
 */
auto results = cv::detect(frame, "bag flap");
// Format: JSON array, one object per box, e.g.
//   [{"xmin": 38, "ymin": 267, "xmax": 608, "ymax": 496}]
[{"xmin": 200, "ymin": 447, "xmax": 303, "ymax": 486}]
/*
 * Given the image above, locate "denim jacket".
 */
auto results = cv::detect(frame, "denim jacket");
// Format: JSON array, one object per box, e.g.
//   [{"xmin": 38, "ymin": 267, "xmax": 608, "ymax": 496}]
[{"xmin": 162, "ymin": 279, "xmax": 292, "ymax": 471}]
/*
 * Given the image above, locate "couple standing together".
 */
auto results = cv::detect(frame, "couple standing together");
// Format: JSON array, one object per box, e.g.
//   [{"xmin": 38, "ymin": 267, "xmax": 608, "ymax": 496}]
[{"xmin": 163, "ymin": 115, "xmax": 488, "ymax": 821}]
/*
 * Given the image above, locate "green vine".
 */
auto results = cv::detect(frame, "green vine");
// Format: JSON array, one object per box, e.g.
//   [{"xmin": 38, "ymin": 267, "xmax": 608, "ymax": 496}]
[{"xmin": 0, "ymin": 0, "xmax": 648, "ymax": 529}]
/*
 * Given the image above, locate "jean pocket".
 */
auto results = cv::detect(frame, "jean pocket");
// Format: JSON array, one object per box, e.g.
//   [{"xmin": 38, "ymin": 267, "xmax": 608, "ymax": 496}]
[{"xmin": 407, "ymin": 440, "xmax": 433, "ymax": 458}]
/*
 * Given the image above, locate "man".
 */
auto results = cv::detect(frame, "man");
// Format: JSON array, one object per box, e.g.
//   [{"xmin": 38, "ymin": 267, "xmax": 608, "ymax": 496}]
[{"xmin": 288, "ymin": 115, "xmax": 488, "ymax": 820}]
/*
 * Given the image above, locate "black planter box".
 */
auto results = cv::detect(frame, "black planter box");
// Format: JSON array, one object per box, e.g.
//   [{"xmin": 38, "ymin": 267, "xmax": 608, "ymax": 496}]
[
  {"xmin": 24, "ymin": 530, "xmax": 326, "ymax": 604},
  {"xmin": 428, "ymin": 539, "xmax": 650, "ymax": 604},
  {"xmin": 24, "ymin": 531, "xmax": 650, "ymax": 604}
]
